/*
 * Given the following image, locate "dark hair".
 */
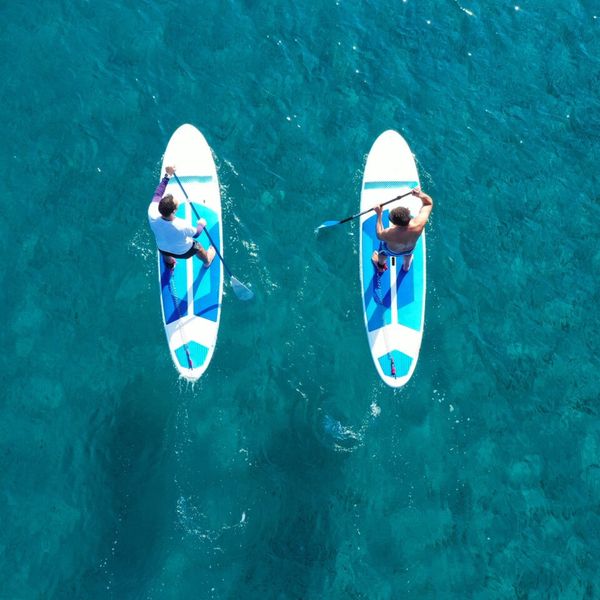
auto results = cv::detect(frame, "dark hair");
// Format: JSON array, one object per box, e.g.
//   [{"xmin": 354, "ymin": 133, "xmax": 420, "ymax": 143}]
[
  {"xmin": 389, "ymin": 206, "xmax": 411, "ymax": 226},
  {"xmin": 158, "ymin": 194, "xmax": 177, "ymax": 217}
]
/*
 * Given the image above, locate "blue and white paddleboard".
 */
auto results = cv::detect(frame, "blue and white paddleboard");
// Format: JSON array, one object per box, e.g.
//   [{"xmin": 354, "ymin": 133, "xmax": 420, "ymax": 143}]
[
  {"xmin": 359, "ymin": 130, "xmax": 426, "ymax": 388},
  {"xmin": 157, "ymin": 124, "xmax": 223, "ymax": 381}
]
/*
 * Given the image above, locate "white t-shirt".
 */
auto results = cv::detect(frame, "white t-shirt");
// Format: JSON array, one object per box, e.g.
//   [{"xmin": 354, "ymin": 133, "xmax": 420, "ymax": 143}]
[{"xmin": 148, "ymin": 203, "xmax": 196, "ymax": 255}]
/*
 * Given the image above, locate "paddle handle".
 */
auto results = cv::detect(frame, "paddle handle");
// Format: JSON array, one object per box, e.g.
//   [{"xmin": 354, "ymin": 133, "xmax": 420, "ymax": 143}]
[
  {"xmin": 340, "ymin": 189, "xmax": 415, "ymax": 225},
  {"xmin": 172, "ymin": 173, "xmax": 233, "ymax": 278}
]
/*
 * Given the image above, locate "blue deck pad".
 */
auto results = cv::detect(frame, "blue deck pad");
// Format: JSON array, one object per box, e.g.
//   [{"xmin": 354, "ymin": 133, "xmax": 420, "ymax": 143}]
[
  {"xmin": 396, "ymin": 236, "xmax": 424, "ymax": 332},
  {"xmin": 377, "ymin": 349, "xmax": 412, "ymax": 378},
  {"xmin": 174, "ymin": 340, "xmax": 209, "ymax": 369},
  {"xmin": 362, "ymin": 213, "xmax": 392, "ymax": 332},
  {"xmin": 174, "ymin": 175, "xmax": 214, "ymax": 185},
  {"xmin": 363, "ymin": 180, "xmax": 418, "ymax": 190},
  {"xmin": 160, "ymin": 259, "xmax": 189, "ymax": 325},
  {"xmin": 192, "ymin": 202, "xmax": 220, "ymax": 322}
]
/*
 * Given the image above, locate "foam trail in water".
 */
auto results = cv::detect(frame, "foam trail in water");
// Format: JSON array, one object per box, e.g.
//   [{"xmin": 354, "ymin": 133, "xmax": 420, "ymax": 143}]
[
  {"xmin": 322, "ymin": 398, "xmax": 383, "ymax": 453},
  {"xmin": 452, "ymin": 0, "xmax": 475, "ymax": 16}
]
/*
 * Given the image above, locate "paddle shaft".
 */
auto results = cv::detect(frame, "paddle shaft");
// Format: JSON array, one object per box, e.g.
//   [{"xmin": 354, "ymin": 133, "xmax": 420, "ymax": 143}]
[
  {"xmin": 340, "ymin": 189, "xmax": 415, "ymax": 225},
  {"xmin": 172, "ymin": 173, "xmax": 233, "ymax": 279}
]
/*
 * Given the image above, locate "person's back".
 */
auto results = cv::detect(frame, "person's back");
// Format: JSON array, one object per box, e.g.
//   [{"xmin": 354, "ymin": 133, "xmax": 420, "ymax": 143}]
[
  {"xmin": 148, "ymin": 203, "xmax": 198, "ymax": 255},
  {"xmin": 383, "ymin": 216, "xmax": 424, "ymax": 252}
]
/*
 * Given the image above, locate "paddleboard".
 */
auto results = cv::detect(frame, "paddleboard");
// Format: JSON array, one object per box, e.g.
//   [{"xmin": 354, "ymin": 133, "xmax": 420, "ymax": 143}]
[
  {"xmin": 156, "ymin": 124, "xmax": 223, "ymax": 380},
  {"xmin": 359, "ymin": 130, "xmax": 426, "ymax": 387}
]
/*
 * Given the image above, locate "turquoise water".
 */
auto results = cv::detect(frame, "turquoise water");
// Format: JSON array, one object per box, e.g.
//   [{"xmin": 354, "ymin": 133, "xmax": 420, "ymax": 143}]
[{"xmin": 2, "ymin": 0, "xmax": 599, "ymax": 597}]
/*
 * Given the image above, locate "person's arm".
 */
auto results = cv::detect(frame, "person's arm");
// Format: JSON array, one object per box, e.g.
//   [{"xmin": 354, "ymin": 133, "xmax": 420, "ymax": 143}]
[
  {"xmin": 411, "ymin": 188, "xmax": 433, "ymax": 229},
  {"xmin": 151, "ymin": 166, "xmax": 175, "ymax": 203},
  {"xmin": 374, "ymin": 205, "xmax": 392, "ymax": 241}
]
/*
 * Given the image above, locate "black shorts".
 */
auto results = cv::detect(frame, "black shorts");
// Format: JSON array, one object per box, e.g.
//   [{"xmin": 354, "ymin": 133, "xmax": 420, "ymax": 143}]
[{"xmin": 159, "ymin": 241, "xmax": 201, "ymax": 259}]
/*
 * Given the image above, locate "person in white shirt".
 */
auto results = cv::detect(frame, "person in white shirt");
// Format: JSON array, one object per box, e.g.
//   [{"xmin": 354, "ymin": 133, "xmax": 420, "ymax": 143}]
[{"xmin": 147, "ymin": 166, "xmax": 216, "ymax": 270}]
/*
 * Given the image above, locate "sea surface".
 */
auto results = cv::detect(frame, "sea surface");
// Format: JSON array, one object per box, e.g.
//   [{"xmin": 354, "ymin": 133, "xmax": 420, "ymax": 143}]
[{"xmin": 1, "ymin": 1, "xmax": 599, "ymax": 598}]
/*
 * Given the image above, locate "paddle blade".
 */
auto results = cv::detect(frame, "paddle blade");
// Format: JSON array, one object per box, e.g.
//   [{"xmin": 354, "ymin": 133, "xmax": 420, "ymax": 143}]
[
  {"xmin": 230, "ymin": 276, "xmax": 254, "ymax": 301},
  {"xmin": 315, "ymin": 220, "xmax": 340, "ymax": 231}
]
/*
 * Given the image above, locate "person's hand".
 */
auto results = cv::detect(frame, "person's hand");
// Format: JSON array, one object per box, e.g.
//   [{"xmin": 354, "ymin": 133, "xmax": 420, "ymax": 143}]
[
  {"xmin": 197, "ymin": 217, "xmax": 207, "ymax": 229},
  {"xmin": 411, "ymin": 186, "xmax": 422, "ymax": 197},
  {"xmin": 165, "ymin": 166, "xmax": 176, "ymax": 177},
  {"xmin": 374, "ymin": 205, "xmax": 383, "ymax": 216}
]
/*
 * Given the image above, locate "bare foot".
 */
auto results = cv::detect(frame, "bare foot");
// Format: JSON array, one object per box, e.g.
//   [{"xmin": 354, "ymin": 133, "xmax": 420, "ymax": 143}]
[
  {"xmin": 402, "ymin": 254, "xmax": 413, "ymax": 272},
  {"xmin": 371, "ymin": 251, "xmax": 388, "ymax": 273},
  {"xmin": 202, "ymin": 246, "xmax": 216, "ymax": 268}
]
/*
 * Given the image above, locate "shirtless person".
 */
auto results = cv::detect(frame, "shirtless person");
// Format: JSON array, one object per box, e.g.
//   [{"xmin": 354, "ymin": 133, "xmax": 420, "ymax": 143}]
[{"xmin": 371, "ymin": 187, "xmax": 433, "ymax": 273}]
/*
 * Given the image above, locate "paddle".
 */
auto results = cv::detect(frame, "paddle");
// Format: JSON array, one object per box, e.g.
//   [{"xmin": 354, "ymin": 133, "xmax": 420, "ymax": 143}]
[
  {"xmin": 173, "ymin": 173, "xmax": 254, "ymax": 301},
  {"xmin": 315, "ymin": 188, "xmax": 416, "ymax": 231}
]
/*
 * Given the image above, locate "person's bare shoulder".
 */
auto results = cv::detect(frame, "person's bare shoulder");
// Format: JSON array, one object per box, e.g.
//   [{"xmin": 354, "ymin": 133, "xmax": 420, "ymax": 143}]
[{"xmin": 411, "ymin": 205, "xmax": 433, "ymax": 230}]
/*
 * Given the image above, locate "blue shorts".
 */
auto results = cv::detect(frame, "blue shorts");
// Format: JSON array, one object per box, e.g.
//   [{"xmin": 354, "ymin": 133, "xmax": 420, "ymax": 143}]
[{"xmin": 378, "ymin": 240, "xmax": 415, "ymax": 257}]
